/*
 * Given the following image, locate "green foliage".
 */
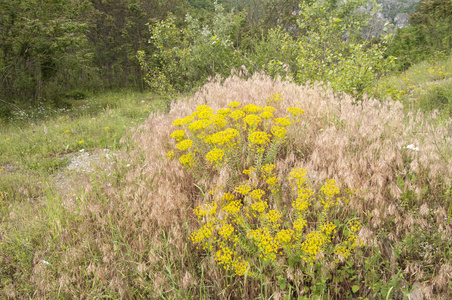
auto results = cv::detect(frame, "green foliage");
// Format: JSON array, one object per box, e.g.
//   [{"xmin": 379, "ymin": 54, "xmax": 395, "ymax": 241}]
[
  {"xmin": 0, "ymin": 0, "xmax": 91, "ymax": 102},
  {"xmin": 387, "ymin": 0, "xmax": 452, "ymax": 71},
  {"xmin": 138, "ymin": 4, "xmax": 245, "ymax": 94},
  {"xmin": 293, "ymin": 0, "xmax": 396, "ymax": 98}
]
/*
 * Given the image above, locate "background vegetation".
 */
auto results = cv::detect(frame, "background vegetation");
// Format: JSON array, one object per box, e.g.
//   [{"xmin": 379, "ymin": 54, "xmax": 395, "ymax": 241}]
[{"xmin": 1, "ymin": 0, "xmax": 452, "ymax": 298}]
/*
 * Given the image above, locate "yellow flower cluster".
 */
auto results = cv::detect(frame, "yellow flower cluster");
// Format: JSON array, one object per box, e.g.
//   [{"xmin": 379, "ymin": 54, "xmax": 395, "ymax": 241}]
[
  {"xmin": 176, "ymin": 139, "xmax": 193, "ymax": 151},
  {"xmin": 206, "ymin": 148, "xmax": 225, "ymax": 166},
  {"xmin": 235, "ymin": 184, "xmax": 252, "ymax": 195},
  {"xmin": 300, "ymin": 231, "xmax": 326, "ymax": 264},
  {"xmin": 247, "ymin": 228, "xmax": 280, "ymax": 262},
  {"xmin": 334, "ymin": 221, "xmax": 362, "ymax": 260},
  {"xmin": 320, "ymin": 179, "xmax": 340, "ymax": 210},
  {"xmin": 171, "ymin": 98, "xmax": 363, "ymax": 278},
  {"xmin": 170, "ymin": 130, "xmax": 185, "ymax": 141}
]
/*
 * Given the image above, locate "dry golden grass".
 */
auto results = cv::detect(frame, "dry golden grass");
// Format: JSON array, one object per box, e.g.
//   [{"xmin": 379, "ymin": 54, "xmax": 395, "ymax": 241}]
[{"xmin": 2, "ymin": 74, "xmax": 451, "ymax": 299}]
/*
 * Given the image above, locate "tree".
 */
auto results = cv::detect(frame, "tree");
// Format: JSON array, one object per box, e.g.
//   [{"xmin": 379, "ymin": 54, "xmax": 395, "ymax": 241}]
[
  {"xmin": 409, "ymin": 0, "xmax": 452, "ymax": 52},
  {"xmin": 0, "ymin": 0, "xmax": 91, "ymax": 103}
]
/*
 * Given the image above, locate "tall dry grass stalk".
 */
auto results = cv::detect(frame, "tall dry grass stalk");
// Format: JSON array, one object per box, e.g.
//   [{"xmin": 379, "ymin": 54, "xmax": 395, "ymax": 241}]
[{"xmin": 27, "ymin": 73, "xmax": 451, "ymax": 299}]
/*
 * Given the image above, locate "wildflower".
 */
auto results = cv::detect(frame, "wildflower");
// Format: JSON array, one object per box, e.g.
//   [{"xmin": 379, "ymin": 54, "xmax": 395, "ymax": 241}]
[
  {"xmin": 260, "ymin": 111, "xmax": 273, "ymax": 119},
  {"xmin": 189, "ymin": 119, "xmax": 212, "ymax": 132},
  {"xmin": 65, "ymin": 130, "xmax": 70, "ymax": 134},
  {"xmin": 173, "ymin": 115, "xmax": 194, "ymax": 126},
  {"xmin": 321, "ymin": 179, "xmax": 340, "ymax": 199},
  {"xmin": 206, "ymin": 148, "xmax": 224, "ymax": 165},
  {"xmin": 229, "ymin": 110, "xmax": 245, "ymax": 121},
  {"xmin": 235, "ymin": 184, "xmax": 251, "ymax": 195},
  {"xmin": 243, "ymin": 104, "xmax": 263, "ymax": 114},
  {"xmin": 243, "ymin": 114, "xmax": 262, "ymax": 127},
  {"xmin": 223, "ymin": 199, "xmax": 242, "ymax": 215},
  {"xmin": 166, "ymin": 150, "xmax": 175, "ymax": 160},
  {"xmin": 232, "ymin": 260, "xmax": 249, "ymax": 276},
  {"xmin": 251, "ymin": 199, "xmax": 268, "ymax": 213},
  {"xmin": 205, "ymin": 128, "xmax": 239, "ymax": 146},
  {"xmin": 276, "ymin": 229, "xmax": 294, "ymax": 245},
  {"xmin": 248, "ymin": 131, "xmax": 270, "ymax": 146},
  {"xmin": 287, "ymin": 107, "xmax": 304, "ymax": 116},
  {"xmin": 78, "ymin": 140, "xmax": 84, "ymax": 144},
  {"xmin": 170, "ymin": 130, "xmax": 186, "ymax": 141},
  {"xmin": 0, "ymin": 169, "xmax": 3, "ymax": 172},
  {"xmin": 179, "ymin": 153, "xmax": 195, "ymax": 167},
  {"xmin": 406, "ymin": 144, "xmax": 419, "ymax": 151},
  {"xmin": 249, "ymin": 189, "xmax": 265, "ymax": 200},
  {"xmin": 176, "ymin": 139, "xmax": 193, "ymax": 151},
  {"xmin": 271, "ymin": 126, "xmax": 287, "ymax": 139},
  {"xmin": 217, "ymin": 108, "xmax": 232, "ymax": 115},
  {"xmin": 274, "ymin": 117, "xmax": 291, "ymax": 127},
  {"xmin": 261, "ymin": 163, "xmax": 276, "ymax": 174},
  {"xmin": 104, "ymin": 127, "xmax": 110, "ymax": 131},
  {"xmin": 293, "ymin": 217, "xmax": 307, "ymax": 233},
  {"xmin": 263, "ymin": 106, "xmax": 276, "ymax": 113},
  {"xmin": 228, "ymin": 101, "xmax": 241, "ymax": 108},
  {"xmin": 266, "ymin": 209, "xmax": 282, "ymax": 227},
  {"xmin": 243, "ymin": 166, "xmax": 256, "ymax": 175}
]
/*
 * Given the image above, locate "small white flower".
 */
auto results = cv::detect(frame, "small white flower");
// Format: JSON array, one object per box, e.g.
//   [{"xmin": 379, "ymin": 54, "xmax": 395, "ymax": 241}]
[
  {"xmin": 40, "ymin": 260, "xmax": 52, "ymax": 266},
  {"xmin": 406, "ymin": 144, "xmax": 419, "ymax": 151},
  {"xmin": 126, "ymin": 164, "xmax": 130, "ymax": 167},
  {"xmin": 79, "ymin": 149, "xmax": 85, "ymax": 152}
]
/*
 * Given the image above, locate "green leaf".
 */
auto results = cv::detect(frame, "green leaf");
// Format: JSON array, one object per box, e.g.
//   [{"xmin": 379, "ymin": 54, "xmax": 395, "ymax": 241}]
[{"xmin": 352, "ymin": 285, "xmax": 360, "ymax": 293}]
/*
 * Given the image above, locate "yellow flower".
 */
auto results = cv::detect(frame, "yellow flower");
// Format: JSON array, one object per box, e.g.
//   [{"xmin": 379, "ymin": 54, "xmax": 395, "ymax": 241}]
[
  {"xmin": 261, "ymin": 163, "xmax": 275, "ymax": 174},
  {"xmin": 104, "ymin": 127, "xmax": 110, "ymax": 131},
  {"xmin": 188, "ymin": 119, "xmax": 212, "ymax": 132},
  {"xmin": 235, "ymin": 184, "xmax": 251, "ymax": 195},
  {"xmin": 206, "ymin": 148, "xmax": 224, "ymax": 165},
  {"xmin": 217, "ymin": 108, "xmax": 232, "ymax": 115},
  {"xmin": 166, "ymin": 150, "xmax": 175, "ymax": 160},
  {"xmin": 274, "ymin": 117, "xmax": 291, "ymax": 127},
  {"xmin": 287, "ymin": 107, "xmax": 304, "ymax": 116},
  {"xmin": 249, "ymin": 189, "xmax": 265, "ymax": 200},
  {"xmin": 243, "ymin": 166, "xmax": 256, "ymax": 175},
  {"xmin": 248, "ymin": 131, "xmax": 270, "ymax": 145},
  {"xmin": 260, "ymin": 111, "xmax": 273, "ymax": 119},
  {"xmin": 271, "ymin": 125, "xmax": 287, "ymax": 139},
  {"xmin": 65, "ymin": 130, "xmax": 70, "ymax": 134},
  {"xmin": 205, "ymin": 128, "xmax": 239, "ymax": 146},
  {"xmin": 243, "ymin": 104, "xmax": 263, "ymax": 114},
  {"xmin": 0, "ymin": 169, "xmax": 3, "ymax": 172},
  {"xmin": 179, "ymin": 153, "xmax": 195, "ymax": 167},
  {"xmin": 228, "ymin": 101, "xmax": 242, "ymax": 108},
  {"xmin": 251, "ymin": 199, "xmax": 268, "ymax": 213},
  {"xmin": 229, "ymin": 109, "xmax": 245, "ymax": 121},
  {"xmin": 172, "ymin": 115, "xmax": 194, "ymax": 126},
  {"xmin": 243, "ymin": 114, "xmax": 262, "ymax": 127},
  {"xmin": 176, "ymin": 139, "xmax": 193, "ymax": 151},
  {"xmin": 276, "ymin": 229, "xmax": 294, "ymax": 245},
  {"xmin": 170, "ymin": 130, "xmax": 186, "ymax": 141},
  {"xmin": 78, "ymin": 140, "xmax": 84, "ymax": 144}
]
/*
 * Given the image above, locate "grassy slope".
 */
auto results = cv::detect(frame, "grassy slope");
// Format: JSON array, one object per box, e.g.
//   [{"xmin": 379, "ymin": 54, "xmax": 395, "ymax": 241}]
[
  {"xmin": 0, "ymin": 56, "xmax": 451, "ymax": 299},
  {"xmin": 0, "ymin": 91, "xmax": 168, "ymax": 298}
]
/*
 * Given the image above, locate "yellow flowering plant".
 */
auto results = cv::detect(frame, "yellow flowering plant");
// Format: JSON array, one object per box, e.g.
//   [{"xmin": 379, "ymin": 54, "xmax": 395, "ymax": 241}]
[{"xmin": 167, "ymin": 98, "xmax": 363, "ymax": 288}]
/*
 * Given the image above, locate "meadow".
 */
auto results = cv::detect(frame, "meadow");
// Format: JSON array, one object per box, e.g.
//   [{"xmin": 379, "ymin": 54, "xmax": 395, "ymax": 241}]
[{"xmin": 0, "ymin": 57, "xmax": 452, "ymax": 299}]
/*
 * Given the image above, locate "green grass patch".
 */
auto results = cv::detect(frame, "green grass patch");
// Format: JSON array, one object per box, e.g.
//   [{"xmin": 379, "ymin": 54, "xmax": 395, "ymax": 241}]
[{"xmin": 377, "ymin": 55, "xmax": 452, "ymax": 116}]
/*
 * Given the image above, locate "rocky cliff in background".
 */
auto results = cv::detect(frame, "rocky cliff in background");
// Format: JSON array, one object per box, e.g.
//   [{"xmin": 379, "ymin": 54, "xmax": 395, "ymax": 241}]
[
  {"xmin": 359, "ymin": 0, "xmax": 421, "ymax": 37},
  {"xmin": 376, "ymin": 0, "xmax": 421, "ymax": 27}
]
